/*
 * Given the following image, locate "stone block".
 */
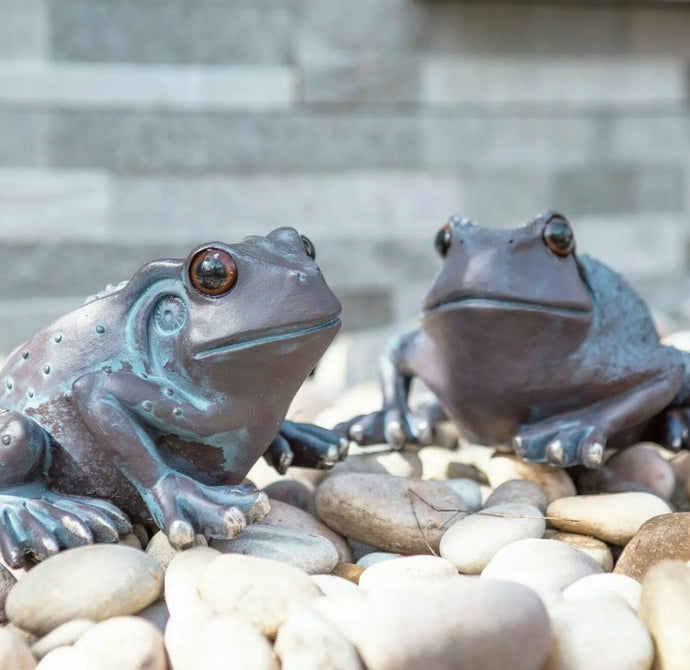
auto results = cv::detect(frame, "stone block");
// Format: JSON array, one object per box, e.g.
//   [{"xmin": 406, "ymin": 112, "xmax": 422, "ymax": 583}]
[
  {"xmin": 630, "ymin": 7, "xmax": 690, "ymax": 56},
  {"xmin": 0, "ymin": 63, "xmax": 293, "ymax": 111},
  {"xmin": 419, "ymin": 3, "xmax": 630, "ymax": 57},
  {"xmin": 0, "ymin": 241, "xmax": 188, "ymax": 300},
  {"xmin": 420, "ymin": 115, "xmax": 601, "ymax": 169},
  {"xmin": 48, "ymin": 0, "xmax": 292, "ymax": 64},
  {"xmin": 0, "ymin": 169, "xmax": 111, "ymax": 241},
  {"xmin": 0, "ymin": 111, "xmax": 48, "ymax": 167},
  {"xmin": 112, "ymin": 172, "xmax": 463, "ymax": 243},
  {"xmin": 301, "ymin": 59, "xmax": 419, "ymax": 105},
  {"xmin": 0, "ymin": 0, "xmax": 47, "ymax": 59},
  {"xmin": 421, "ymin": 58, "xmax": 686, "ymax": 107},
  {"xmin": 49, "ymin": 111, "xmax": 420, "ymax": 170}
]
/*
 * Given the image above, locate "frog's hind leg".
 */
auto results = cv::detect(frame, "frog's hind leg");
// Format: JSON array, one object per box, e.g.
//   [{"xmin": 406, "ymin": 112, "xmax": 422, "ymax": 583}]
[{"xmin": 0, "ymin": 411, "xmax": 131, "ymax": 568}]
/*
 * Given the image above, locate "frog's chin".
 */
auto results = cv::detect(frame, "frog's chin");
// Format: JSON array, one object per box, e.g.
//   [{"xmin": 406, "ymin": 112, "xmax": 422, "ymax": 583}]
[
  {"xmin": 424, "ymin": 297, "xmax": 592, "ymax": 320},
  {"xmin": 192, "ymin": 316, "xmax": 341, "ymax": 360}
]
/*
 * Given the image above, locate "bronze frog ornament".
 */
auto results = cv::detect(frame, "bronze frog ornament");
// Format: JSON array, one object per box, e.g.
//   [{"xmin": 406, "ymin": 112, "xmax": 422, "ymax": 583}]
[
  {"xmin": 0, "ymin": 227, "xmax": 345, "ymax": 567},
  {"xmin": 341, "ymin": 212, "xmax": 690, "ymax": 468}
]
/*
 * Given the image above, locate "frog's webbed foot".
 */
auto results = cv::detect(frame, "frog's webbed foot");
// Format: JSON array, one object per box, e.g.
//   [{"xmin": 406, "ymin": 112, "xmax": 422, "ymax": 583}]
[
  {"xmin": 335, "ymin": 404, "xmax": 441, "ymax": 449},
  {"xmin": 151, "ymin": 474, "xmax": 269, "ymax": 550},
  {"xmin": 265, "ymin": 420, "xmax": 348, "ymax": 474},
  {"xmin": 645, "ymin": 407, "xmax": 690, "ymax": 452},
  {"xmin": 513, "ymin": 420, "xmax": 606, "ymax": 468},
  {"xmin": 0, "ymin": 488, "xmax": 132, "ymax": 568}
]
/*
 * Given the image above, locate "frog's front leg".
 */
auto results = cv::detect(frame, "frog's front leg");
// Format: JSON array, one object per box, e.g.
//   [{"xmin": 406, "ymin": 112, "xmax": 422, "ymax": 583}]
[
  {"xmin": 513, "ymin": 371, "xmax": 683, "ymax": 468},
  {"xmin": 264, "ymin": 420, "xmax": 348, "ymax": 474},
  {"xmin": 0, "ymin": 410, "xmax": 131, "ymax": 567},
  {"xmin": 338, "ymin": 330, "xmax": 432, "ymax": 448},
  {"xmin": 72, "ymin": 371, "xmax": 269, "ymax": 549}
]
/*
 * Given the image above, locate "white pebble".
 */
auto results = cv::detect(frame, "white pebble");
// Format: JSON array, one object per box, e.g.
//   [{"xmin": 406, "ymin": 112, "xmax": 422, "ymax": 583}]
[
  {"xmin": 358, "ymin": 555, "xmax": 458, "ymax": 591},
  {"xmin": 563, "ymin": 573, "xmax": 642, "ymax": 611}
]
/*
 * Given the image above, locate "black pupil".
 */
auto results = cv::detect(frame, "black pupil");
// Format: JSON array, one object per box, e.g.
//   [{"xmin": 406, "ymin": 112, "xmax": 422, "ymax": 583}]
[
  {"xmin": 547, "ymin": 220, "xmax": 573, "ymax": 250},
  {"xmin": 435, "ymin": 227, "xmax": 451, "ymax": 256},
  {"xmin": 196, "ymin": 255, "xmax": 228, "ymax": 289}
]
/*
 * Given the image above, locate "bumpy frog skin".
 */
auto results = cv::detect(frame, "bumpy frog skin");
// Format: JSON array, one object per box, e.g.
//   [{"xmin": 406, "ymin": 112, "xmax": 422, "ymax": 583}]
[
  {"xmin": 0, "ymin": 227, "xmax": 343, "ymax": 567},
  {"xmin": 342, "ymin": 212, "xmax": 690, "ymax": 468}
]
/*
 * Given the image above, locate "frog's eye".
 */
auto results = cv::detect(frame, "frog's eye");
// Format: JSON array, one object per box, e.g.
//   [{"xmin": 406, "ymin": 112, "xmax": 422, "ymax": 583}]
[
  {"xmin": 434, "ymin": 224, "xmax": 452, "ymax": 258},
  {"xmin": 543, "ymin": 215, "xmax": 575, "ymax": 257},
  {"xmin": 300, "ymin": 234, "xmax": 316, "ymax": 260},
  {"xmin": 189, "ymin": 248, "xmax": 238, "ymax": 296}
]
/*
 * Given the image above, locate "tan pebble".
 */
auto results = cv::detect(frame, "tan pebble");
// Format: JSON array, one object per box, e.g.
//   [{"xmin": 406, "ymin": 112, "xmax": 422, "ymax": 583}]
[
  {"xmin": 331, "ymin": 562, "xmax": 364, "ymax": 584},
  {"xmin": 546, "ymin": 492, "xmax": 671, "ymax": 545},
  {"xmin": 74, "ymin": 616, "xmax": 166, "ymax": 670},
  {"xmin": 606, "ymin": 444, "xmax": 675, "ymax": 499},
  {"xmin": 484, "ymin": 479, "xmax": 548, "ymax": 513},
  {"xmin": 639, "ymin": 560, "xmax": 690, "ymax": 669},
  {"xmin": 31, "ymin": 620, "xmax": 95, "ymax": 659},
  {"xmin": 615, "ymin": 512, "xmax": 690, "ymax": 581},
  {"xmin": 483, "ymin": 455, "xmax": 576, "ymax": 502},
  {"xmin": 198, "ymin": 554, "xmax": 321, "ymax": 638},
  {"xmin": 545, "ymin": 531, "xmax": 613, "ymax": 572},
  {"xmin": 0, "ymin": 626, "xmax": 37, "ymax": 669},
  {"xmin": 315, "ymin": 474, "xmax": 467, "ymax": 554}
]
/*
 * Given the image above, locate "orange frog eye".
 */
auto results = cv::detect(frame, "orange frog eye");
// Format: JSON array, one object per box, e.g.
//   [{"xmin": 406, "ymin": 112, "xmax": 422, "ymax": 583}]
[
  {"xmin": 189, "ymin": 248, "xmax": 238, "ymax": 296},
  {"xmin": 543, "ymin": 215, "xmax": 575, "ymax": 257}
]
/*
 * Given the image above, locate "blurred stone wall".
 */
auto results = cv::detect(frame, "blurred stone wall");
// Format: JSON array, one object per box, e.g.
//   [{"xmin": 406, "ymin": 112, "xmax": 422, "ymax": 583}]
[{"xmin": 1, "ymin": 0, "xmax": 690, "ymax": 374}]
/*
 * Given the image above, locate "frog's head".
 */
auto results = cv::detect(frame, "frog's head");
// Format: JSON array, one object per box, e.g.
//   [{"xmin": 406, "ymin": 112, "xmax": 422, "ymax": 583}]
[
  {"xmin": 123, "ymin": 228, "xmax": 341, "ymax": 394},
  {"xmin": 422, "ymin": 212, "xmax": 594, "ymax": 352}
]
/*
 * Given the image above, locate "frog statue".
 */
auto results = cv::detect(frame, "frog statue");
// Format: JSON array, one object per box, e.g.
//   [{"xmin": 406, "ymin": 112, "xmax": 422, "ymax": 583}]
[
  {"xmin": 340, "ymin": 212, "xmax": 690, "ymax": 470},
  {"xmin": 0, "ymin": 228, "xmax": 345, "ymax": 567}
]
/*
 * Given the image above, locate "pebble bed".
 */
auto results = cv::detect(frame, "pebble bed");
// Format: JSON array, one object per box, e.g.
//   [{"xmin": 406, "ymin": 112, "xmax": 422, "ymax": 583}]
[{"xmin": 3, "ymin": 384, "xmax": 690, "ymax": 669}]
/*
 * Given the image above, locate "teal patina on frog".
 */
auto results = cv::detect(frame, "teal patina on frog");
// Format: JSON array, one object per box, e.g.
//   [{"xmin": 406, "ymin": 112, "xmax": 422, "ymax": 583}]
[
  {"xmin": 0, "ymin": 228, "xmax": 344, "ymax": 567},
  {"xmin": 342, "ymin": 212, "xmax": 690, "ymax": 468}
]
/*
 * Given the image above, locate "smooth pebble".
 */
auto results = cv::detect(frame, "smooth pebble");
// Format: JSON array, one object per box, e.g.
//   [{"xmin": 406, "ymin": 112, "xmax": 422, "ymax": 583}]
[
  {"xmin": 356, "ymin": 552, "xmax": 403, "ymax": 569},
  {"xmin": 484, "ymin": 479, "xmax": 548, "ymax": 513},
  {"xmin": 6, "ymin": 545, "xmax": 164, "ymax": 636},
  {"xmin": 210, "ymin": 524, "xmax": 339, "ymax": 574},
  {"xmin": 164, "ymin": 546, "xmax": 219, "ymax": 620},
  {"xmin": 482, "ymin": 538, "xmax": 603, "ymax": 601},
  {"xmin": 563, "ymin": 573, "xmax": 642, "ymax": 611},
  {"xmin": 546, "ymin": 492, "xmax": 672, "ymax": 545},
  {"xmin": 262, "ymin": 479, "xmax": 315, "ymax": 514},
  {"xmin": 313, "ymin": 578, "xmax": 551, "ymax": 670},
  {"xmin": 36, "ymin": 646, "xmax": 106, "ymax": 670},
  {"xmin": 638, "ymin": 560, "xmax": 690, "ymax": 669},
  {"xmin": 327, "ymin": 451, "xmax": 423, "ymax": 478},
  {"xmin": 73, "ymin": 616, "xmax": 166, "ymax": 670},
  {"xmin": 359, "ymin": 555, "xmax": 458, "ymax": 591},
  {"xmin": 544, "ymin": 531, "xmax": 614, "ymax": 572},
  {"xmin": 441, "ymin": 479, "xmax": 483, "ymax": 511},
  {"xmin": 606, "ymin": 444, "xmax": 675, "ymax": 499},
  {"xmin": 316, "ymin": 473, "xmax": 467, "ymax": 554},
  {"xmin": 31, "ymin": 620, "xmax": 95, "ymax": 659},
  {"xmin": 544, "ymin": 597, "xmax": 653, "ymax": 670},
  {"xmin": 483, "ymin": 455, "xmax": 576, "ymax": 502},
  {"xmin": 440, "ymin": 502, "xmax": 545, "ymax": 573},
  {"xmin": 614, "ymin": 512, "xmax": 690, "ymax": 581},
  {"xmin": 0, "ymin": 627, "xmax": 37, "ymax": 669},
  {"xmin": 145, "ymin": 531, "xmax": 206, "ymax": 570},
  {"xmin": 198, "ymin": 553, "xmax": 321, "ymax": 637},
  {"xmin": 275, "ymin": 602, "xmax": 364, "ymax": 670},
  {"xmin": 311, "ymin": 574, "xmax": 362, "ymax": 598},
  {"xmin": 0, "ymin": 564, "xmax": 16, "ymax": 623},
  {"xmin": 165, "ymin": 614, "xmax": 278, "ymax": 670},
  {"xmin": 331, "ymin": 562, "xmax": 364, "ymax": 584}
]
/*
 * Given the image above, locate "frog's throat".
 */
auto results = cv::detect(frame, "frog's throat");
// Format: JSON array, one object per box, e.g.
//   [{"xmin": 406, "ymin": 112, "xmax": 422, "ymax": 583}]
[
  {"xmin": 192, "ymin": 316, "xmax": 341, "ymax": 360},
  {"xmin": 424, "ymin": 297, "xmax": 592, "ymax": 319}
]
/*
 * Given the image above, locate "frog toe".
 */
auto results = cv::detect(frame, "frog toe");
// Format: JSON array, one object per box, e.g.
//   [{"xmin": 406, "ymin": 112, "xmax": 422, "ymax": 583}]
[
  {"xmin": 42, "ymin": 493, "xmax": 131, "ymax": 541},
  {"xmin": 515, "ymin": 422, "xmax": 606, "ymax": 467},
  {"xmin": 276, "ymin": 421, "xmax": 347, "ymax": 469},
  {"xmin": 167, "ymin": 519, "xmax": 196, "ymax": 550},
  {"xmin": 654, "ymin": 408, "xmax": 690, "ymax": 452}
]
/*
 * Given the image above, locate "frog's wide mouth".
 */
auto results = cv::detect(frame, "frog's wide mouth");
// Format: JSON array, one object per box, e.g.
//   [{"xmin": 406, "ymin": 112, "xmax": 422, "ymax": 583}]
[
  {"xmin": 193, "ymin": 316, "xmax": 341, "ymax": 360},
  {"xmin": 424, "ymin": 296, "xmax": 592, "ymax": 319}
]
